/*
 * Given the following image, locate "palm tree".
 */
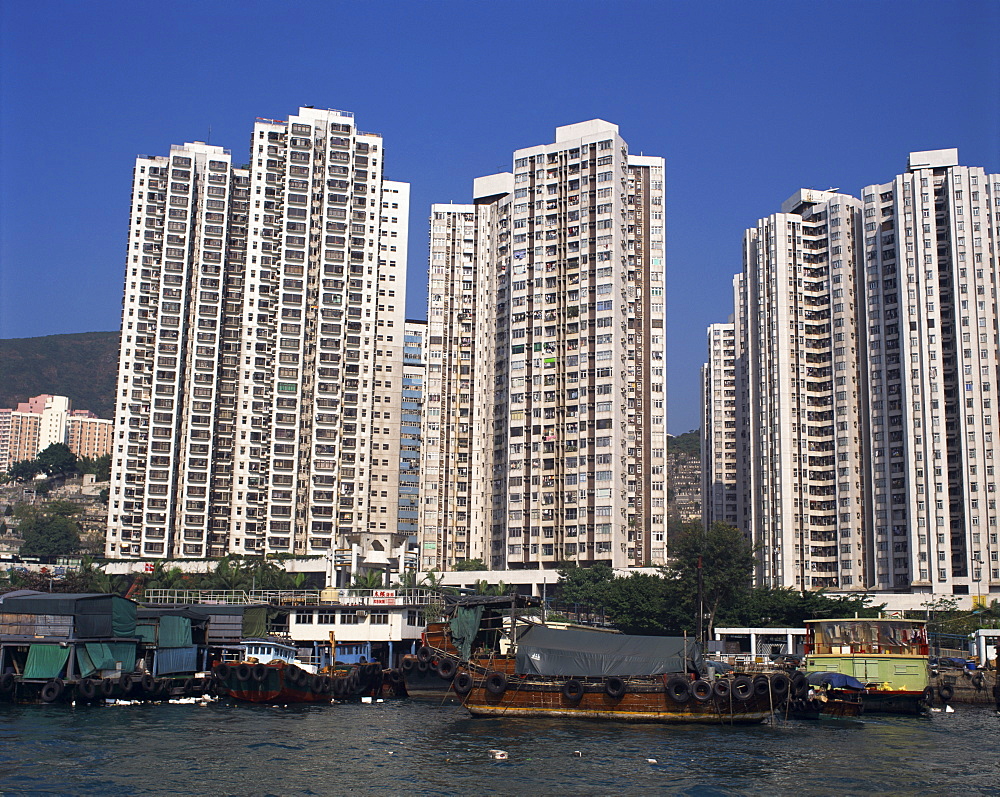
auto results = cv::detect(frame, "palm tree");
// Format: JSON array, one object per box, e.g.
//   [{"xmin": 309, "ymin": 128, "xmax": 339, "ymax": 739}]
[{"xmin": 351, "ymin": 570, "xmax": 385, "ymax": 590}]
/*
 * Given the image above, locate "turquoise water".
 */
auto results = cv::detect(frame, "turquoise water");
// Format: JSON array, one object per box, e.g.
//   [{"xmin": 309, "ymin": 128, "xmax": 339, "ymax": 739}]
[{"xmin": 1, "ymin": 697, "xmax": 997, "ymax": 795}]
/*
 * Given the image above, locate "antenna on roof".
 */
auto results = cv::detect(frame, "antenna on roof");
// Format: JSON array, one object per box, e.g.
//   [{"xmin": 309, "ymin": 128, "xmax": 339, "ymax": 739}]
[{"xmin": 207, "ymin": 126, "xmax": 212, "ymax": 145}]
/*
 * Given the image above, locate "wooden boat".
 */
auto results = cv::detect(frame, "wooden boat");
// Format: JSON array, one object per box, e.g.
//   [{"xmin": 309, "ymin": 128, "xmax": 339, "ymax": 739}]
[
  {"xmin": 803, "ymin": 618, "xmax": 929, "ymax": 715},
  {"xmin": 415, "ymin": 597, "xmax": 787, "ymax": 724},
  {"xmin": 211, "ymin": 639, "xmax": 333, "ymax": 703},
  {"xmin": 787, "ymin": 671, "xmax": 865, "ymax": 720}
]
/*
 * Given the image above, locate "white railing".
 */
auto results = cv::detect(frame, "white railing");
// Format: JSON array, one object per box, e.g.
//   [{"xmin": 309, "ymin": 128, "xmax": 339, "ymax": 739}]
[{"xmin": 141, "ymin": 587, "xmax": 440, "ymax": 607}]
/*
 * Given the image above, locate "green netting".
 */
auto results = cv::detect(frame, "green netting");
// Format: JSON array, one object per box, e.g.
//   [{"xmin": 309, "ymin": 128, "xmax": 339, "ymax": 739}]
[
  {"xmin": 449, "ymin": 605, "xmax": 484, "ymax": 662},
  {"xmin": 23, "ymin": 644, "xmax": 70, "ymax": 679},
  {"xmin": 157, "ymin": 615, "xmax": 192, "ymax": 648}
]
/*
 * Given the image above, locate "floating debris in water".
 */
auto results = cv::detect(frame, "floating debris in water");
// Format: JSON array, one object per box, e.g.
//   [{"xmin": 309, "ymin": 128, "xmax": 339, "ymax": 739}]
[
  {"xmin": 572, "ymin": 751, "xmax": 582, "ymax": 757},
  {"xmin": 647, "ymin": 758, "xmax": 658, "ymax": 764},
  {"xmin": 489, "ymin": 749, "xmax": 508, "ymax": 760}
]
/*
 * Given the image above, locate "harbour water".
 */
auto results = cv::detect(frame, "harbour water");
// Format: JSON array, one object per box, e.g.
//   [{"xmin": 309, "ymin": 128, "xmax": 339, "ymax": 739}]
[{"xmin": 1, "ymin": 697, "xmax": 998, "ymax": 795}]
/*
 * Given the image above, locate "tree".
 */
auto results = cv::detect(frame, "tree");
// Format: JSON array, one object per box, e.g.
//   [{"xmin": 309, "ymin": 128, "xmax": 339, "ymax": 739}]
[
  {"xmin": 728, "ymin": 587, "xmax": 881, "ymax": 628},
  {"xmin": 78, "ymin": 454, "xmax": 111, "ymax": 482},
  {"xmin": 555, "ymin": 562, "xmax": 615, "ymax": 605},
  {"xmin": 661, "ymin": 521, "xmax": 757, "ymax": 638},
  {"xmin": 36, "ymin": 443, "xmax": 78, "ymax": 478},
  {"xmin": 8, "ymin": 460, "xmax": 41, "ymax": 482},
  {"xmin": 602, "ymin": 573, "xmax": 671, "ymax": 635},
  {"xmin": 18, "ymin": 512, "xmax": 81, "ymax": 557},
  {"xmin": 351, "ymin": 570, "xmax": 385, "ymax": 589},
  {"xmin": 453, "ymin": 558, "xmax": 486, "ymax": 572}
]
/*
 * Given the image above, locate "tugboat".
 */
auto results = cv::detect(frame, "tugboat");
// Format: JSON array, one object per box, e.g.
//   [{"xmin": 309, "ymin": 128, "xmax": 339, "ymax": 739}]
[
  {"xmin": 415, "ymin": 596, "xmax": 787, "ymax": 724},
  {"xmin": 803, "ymin": 618, "xmax": 929, "ymax": 714}
]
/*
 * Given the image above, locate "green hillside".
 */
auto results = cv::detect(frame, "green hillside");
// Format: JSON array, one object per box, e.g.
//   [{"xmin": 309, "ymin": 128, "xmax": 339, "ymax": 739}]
[
  {"xmin": 667, "ymin": 429, "xmax": 700, "ymax": 457},
  {"xmin": 0, "ymin": 332, "xmax": 120, "ymax": 419}
]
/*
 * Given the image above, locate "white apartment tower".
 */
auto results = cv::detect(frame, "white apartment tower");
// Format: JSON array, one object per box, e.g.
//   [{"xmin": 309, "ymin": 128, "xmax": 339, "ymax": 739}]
[
  {"xmin": 701, "ymin": 322, "xmax": 739, "ymax": 528},
  {"xmin": 717, "ymin": 149, "xmax": 999, "ymax": 597},
  {"xmin": 108, "ymin": 108, "xmax": 411, "ymax": 575},
  {"xmin": 861, "ymin": 149, "xmax": 1000, "ymax": 594},
  {"xmin": 422, "ymin": 121, "xmax": 667, "ymax": 571},
  {"xmin": 739, "ymin": 189, "xmax": 868, "ymax": 590}
]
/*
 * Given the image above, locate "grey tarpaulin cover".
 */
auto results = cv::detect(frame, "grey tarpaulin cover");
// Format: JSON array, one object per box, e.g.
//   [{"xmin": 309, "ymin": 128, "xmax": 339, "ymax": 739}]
[{"xmin": 514, "ymin": 625, "xmax": 703, "ymax": 676}]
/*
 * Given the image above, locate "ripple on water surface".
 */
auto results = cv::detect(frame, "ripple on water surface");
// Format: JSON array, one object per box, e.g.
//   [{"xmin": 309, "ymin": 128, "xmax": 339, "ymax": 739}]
[{"xmin": 1, "ymin": 698, "xmax": 998, "ymax": 795}]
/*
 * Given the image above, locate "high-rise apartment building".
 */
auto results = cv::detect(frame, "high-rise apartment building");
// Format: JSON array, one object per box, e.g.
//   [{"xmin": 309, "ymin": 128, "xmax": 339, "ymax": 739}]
[
  {"xmin": 712, "ymin": 149, "xmax": 1000, "ymax": 596},
  {"xmin": 0, "ymin": 395, "xmax": 111, "ymax": 471},
  {"xmin": 398, "ymin": 320, "xmax": 425, "ymax": 565},
  {"xmin": 701, "ymin": 322, "xmax": 739, "ymax": 528},
  {"xmin": 422, "ymin": 121, "xmax": 667, "ymax": 571},
  {"xmin": 108, "ymin": 108, "xmax": 411, "ymax": 575},
  {"xmin": 861, "ymin": 149, "xmax": 999, "ymax": 593}
]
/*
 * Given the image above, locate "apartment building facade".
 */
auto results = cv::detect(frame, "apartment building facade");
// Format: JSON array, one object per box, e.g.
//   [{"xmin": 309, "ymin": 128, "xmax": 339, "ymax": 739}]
[
  {"xmin": 712, "ymin": 149, "xmax": 999, "ymax": 596},
  {"xmin": 0, "ymin": 395, "xmax": 111, "ymax": 471},
  {"xmin": 107, "ymin": 108, "xmax": 410, "ymax": 576},
  {"xmin": 421, "ymin": 121, "xmax": 667, "ymax": 571},
  {"xmin": 701, "ymin": 322, "xmax": 739, "ymax": 528}
]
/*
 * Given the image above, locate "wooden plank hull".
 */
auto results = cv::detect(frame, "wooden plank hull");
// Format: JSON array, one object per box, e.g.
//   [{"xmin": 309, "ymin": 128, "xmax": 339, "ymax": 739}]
[{"xmin": 460, "ymin": 679, "xmax": 774, "ymax": 724}]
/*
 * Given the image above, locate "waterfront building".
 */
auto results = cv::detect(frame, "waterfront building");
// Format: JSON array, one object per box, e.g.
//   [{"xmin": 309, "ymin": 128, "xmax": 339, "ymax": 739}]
[
  {"xmin": 107, "ymin": 108, "xmax": 411, "ymax": 577},
  {"xmin": 701, "ymin": 322, "xmax": 739, "ymax": 529},
  {"xmin": 710, "ymin": 149, "xmax": 1000, "ymax": 596},
  {"xmin": 0, "ymin": 395, "xmax": 111, "ymax": 471},
  {"xmin": 422, "ymin": 121, "xmax": 667, "ymax": 571}
]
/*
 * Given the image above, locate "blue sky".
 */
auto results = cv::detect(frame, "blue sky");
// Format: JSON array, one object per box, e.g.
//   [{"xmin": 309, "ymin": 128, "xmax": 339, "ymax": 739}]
[{"xmin": 1, "ymin": 0, "xmax": 997, "ymax": 433}]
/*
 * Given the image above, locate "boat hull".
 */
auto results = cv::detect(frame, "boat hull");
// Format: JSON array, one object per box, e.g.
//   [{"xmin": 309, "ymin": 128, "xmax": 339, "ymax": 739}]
[
  {"xmin": 459, "ymin": 677, "xmax": 775, "ymax": 724},
  {"xmin": 214, "ymin": 662, "xmax": 332, "ymax": 704}
]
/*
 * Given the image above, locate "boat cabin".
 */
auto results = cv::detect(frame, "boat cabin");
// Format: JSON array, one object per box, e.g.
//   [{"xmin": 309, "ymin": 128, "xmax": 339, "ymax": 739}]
[{"xmin": 804, "ymin": 618, "xmax": 928, "ymax": 656}]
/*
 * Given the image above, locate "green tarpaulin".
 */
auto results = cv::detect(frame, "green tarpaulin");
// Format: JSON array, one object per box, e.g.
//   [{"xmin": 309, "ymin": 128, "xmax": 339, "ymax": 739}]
[
  {"xmin": 157, "ymin": 615, "xmax": 192, "ymax": 648},
  {"xmin": 77, "ymin": 643, "xmax": 116, "ymax": 677},
  {"xmin": 135, "ymin": 623, "xmax": 157, "ymax": 644},
  {"xmin": 105, "ymin": 642, "xmax": 136, "ymax": 672},
  {"xmin": 242, "ymin": 606, "xmax": 268, "ymax": 639},
  {"xmin": 449, "ymin": 605, "xmax": 484, "ymax": 662},
  {"xmin": 23, "ymin": 644, "xmax": 70, "ymax": 679}
]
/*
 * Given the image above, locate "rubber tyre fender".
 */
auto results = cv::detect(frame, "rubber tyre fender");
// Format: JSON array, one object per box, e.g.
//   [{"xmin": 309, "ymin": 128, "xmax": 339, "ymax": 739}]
[
  {"xmin": 388, "ymin": 669, "xmax": 403, "ymax": 686},
  {"xmin": 791, "ymin": 670, "xmax": 808, "ymax": 699},
  {"xmin": 0, "ymin": 673, "xmax": 15, "ymax": 693},
  {"xmin": 666, "ymin": 676, "xmax": 691, "ymax": 704},
  {"xmin": 119, "ymin": 673, "xmax": 135, "ymax": 694},
  {"xmin": 290, "ymin": 667, "xmax": 309, "ymax": 688},
  {"xmin": 214, "ymin": 663, "xmax": 231, "ymax": 679},
  {"xmin": 416, "ymin": 646, "xmax": 433, "ymax": 664},
  {"xmin": 251, "ymin": 664, "xmax": 268, "ymax": 683},
  {"xmin": 691, "ymin": 679, "xmax": 713, "ymax": 702},
  {"xmin": 140, "ymin": 673, "xmax": 155, "ymax": 693},
  {"xmin": 40, "ymin": 679, "xmax": 64, "ymax": 703},
  {"xmin": 922, "ymin": 686, "xmax": 934, "ymax": 706},
  {"xmin": 713, "ymin": 678, "xmax": 732, "ymax": 700},
  {"xmin": 485, "ymin": 671, "xmax": 508, "ymax": 697},
  {"xmin": 436, "ymin": 658, "xmax": 457, "ymax": 681},
  {"xmin": 753, "ymin": 675, "xmax": 771, "ymax": 698},
  {"xmin": 452, "ymin": 671, "xmax": 474, "ymax": 695},
  {"xmin": 732, "ymin": 676, "xmax": 753, "ymax": 701},
  {"xmin": 416, "ymin": 660, "xmax": 429, "ymax": 674},
  {"xmin": 100, "ymin": 677, "xmax": 115, "ymax": 697},
  {"xmin": 557, "ymin": 678, "xmax": 583, "ymax": 702},
  {"xmin": 770, "ymin": 672, "xmax": 791, "ymax": 698},
  {"xmin": 938, "ymin": 683, "xmax": 954, "ymax": 702},
  {"xmin": 234, "ymin": 663, "xmax": 252, "ymax": 683},
  {"xmin": 971, "ymin": 672, "xmax": 985, "ymax": 690},
  {"xmin": 808, "ymin": 698, "xmax": 823, "ymax": 712},
  {"xmin": 332, "ymin": 677, "xmax": 346, "ymax": 696},
  {"xmin": 604, "ymin": 676, "xmax": 627, "ymax": 700},
  {"xmin": 77, "ymin": 679, "xmax": 98, "ymax": 701},
  {"xmin": 401, "ymin": 658, "xmax": 416, "ymax": 674}
]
